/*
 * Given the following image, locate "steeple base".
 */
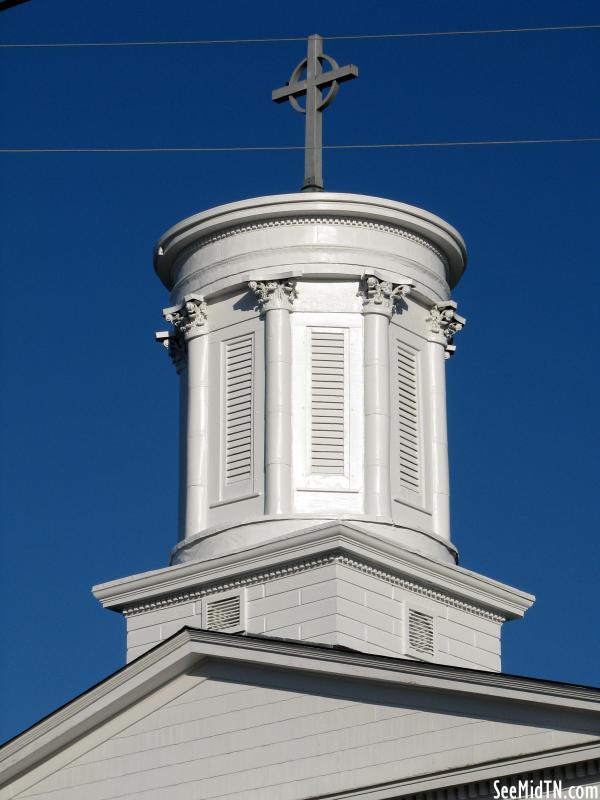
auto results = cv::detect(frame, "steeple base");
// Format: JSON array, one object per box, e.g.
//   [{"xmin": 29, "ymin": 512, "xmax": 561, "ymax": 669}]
[{"xmin": 93, "ymin": 521, "xmax": 533, "ymax": 670}]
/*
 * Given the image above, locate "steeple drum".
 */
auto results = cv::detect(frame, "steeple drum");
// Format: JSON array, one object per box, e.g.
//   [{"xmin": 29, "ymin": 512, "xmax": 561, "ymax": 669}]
[{"xmin": 154, "ymin": 193, "xmax": 467, "ymax": 567}]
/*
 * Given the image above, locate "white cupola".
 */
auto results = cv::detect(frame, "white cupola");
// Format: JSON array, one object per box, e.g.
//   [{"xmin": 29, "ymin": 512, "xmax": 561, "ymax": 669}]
[{"xmin": 94, "ymin": 192, "xmax": 533, "ymax": 669}]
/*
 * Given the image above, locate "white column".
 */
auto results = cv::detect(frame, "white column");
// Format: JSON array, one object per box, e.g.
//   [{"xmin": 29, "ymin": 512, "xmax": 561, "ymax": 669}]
[
  {"xmin": 155, "ymin": 330, "xmax": 188, "ymax": 540},
  {"xmin": 361, "ymin": 276, "xmax": 413, "ymax": 520},
  {"xmin": 163, "ymin": 294, "xmax": 208, "ymax": 539},
  {"xmin": 429, "ymin": 339, "xmax": 450, "ymax": 539},
  {"xmin": 427, "ymin": 300, "xmax": 466, "ymax": 541},
  {"xmin": 177, "ymin": 366, "xmax": 188, "ymax": 541},
  {"xmin": 249, "ymin": 279, "xmax": 296, "ymax": 515}
]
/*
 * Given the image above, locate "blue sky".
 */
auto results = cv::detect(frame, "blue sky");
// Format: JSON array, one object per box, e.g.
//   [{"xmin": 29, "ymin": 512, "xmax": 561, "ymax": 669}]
[{"xmin": 1, "ymin": 0, "xmax": 599, "ymax": 742}]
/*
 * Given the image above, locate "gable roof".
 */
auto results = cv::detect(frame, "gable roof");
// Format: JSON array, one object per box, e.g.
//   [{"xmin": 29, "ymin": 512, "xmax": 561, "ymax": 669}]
[{"xmin": 2, "ymin": 629, "xmax": 600, "ymax": 796}]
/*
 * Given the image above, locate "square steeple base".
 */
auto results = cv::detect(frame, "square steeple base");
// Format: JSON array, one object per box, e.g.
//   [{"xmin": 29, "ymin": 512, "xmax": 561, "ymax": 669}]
[{"xmin": 93, "ymin": 521, "xmax": 533, "ymax": 671}]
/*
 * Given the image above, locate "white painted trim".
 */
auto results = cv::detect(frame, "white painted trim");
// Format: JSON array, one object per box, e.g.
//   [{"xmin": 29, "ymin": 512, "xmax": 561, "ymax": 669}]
[
  {"xmin": 93, "ymin": 522, "xmax": 533, "ymax": 620},
  {"xmin": 2, "ymin": 628, "xmax": 599, "ymax": 790}
]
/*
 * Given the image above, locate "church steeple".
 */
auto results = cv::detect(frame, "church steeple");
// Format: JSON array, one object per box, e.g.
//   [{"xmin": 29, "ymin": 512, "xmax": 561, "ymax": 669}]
[
  {"xmin": 95, "ymin": 191, "xmax": 532, "ymax": 669},
  {"xmin": 93, "ymin": 36, "xmax": 533, "ymax": 669}
]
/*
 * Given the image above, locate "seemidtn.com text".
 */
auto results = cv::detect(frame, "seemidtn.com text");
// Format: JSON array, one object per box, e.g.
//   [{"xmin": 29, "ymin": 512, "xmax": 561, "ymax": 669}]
[{"xmin": 493, "ymin": 781, "xmax": 599, "ymax": 799}]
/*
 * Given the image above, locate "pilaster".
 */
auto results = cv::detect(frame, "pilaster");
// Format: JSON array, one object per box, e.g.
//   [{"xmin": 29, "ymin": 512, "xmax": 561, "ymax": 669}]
[
  {"xmin": 426, "ymin": 300, "xmax": 466, "ymax": 540},
  {"xmin": 162, "ymin": 294, "xmax": 209, "ymax": 538},
  {"xmin": 360, "ymin": 276, "xmax": 413, "ymax": 519},
  {"xmin": 249, "ymin": 279, "xmax": 297, "ymax": 515}
]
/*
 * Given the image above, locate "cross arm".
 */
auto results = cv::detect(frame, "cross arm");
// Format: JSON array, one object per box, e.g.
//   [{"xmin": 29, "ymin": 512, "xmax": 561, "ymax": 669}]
[{"xmin": 272, "ymin": 64, "xmax": 359, "ymax": 104}]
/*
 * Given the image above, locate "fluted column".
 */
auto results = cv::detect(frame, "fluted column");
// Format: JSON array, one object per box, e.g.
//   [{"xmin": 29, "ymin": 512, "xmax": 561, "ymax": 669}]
[
  {"xmin": 426, "ymin": 300, "xmax": 466, "ymax": 540},
  {"xmin": 163, "ymin": 294, "xmax": 208, "ymax": 539},
  {"xmin": 249, "ymin": 279, "xmax": 297, "ymax": 515},
  {"xmin": 361, "ymin": 276, "xmax": 413, "ymax": 519}
]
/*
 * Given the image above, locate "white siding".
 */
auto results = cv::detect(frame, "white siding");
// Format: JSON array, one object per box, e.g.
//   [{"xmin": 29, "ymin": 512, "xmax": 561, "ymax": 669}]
[{"xmin": 15, "ymin": 662, "xmax": 599, "ymax": 800}]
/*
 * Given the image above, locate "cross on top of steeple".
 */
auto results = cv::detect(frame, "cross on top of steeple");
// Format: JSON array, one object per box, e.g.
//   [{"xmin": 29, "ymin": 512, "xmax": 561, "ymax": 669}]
[{"xmin": 272, "ymin": 34, "xmax": 358, "ymax": 192}]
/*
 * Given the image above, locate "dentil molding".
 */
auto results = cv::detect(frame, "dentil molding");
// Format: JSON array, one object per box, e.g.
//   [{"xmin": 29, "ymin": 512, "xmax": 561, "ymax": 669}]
[
  {"xmin": 173, "ymin": 216, "xmax": 450, "ymax": 274},
  {"xmin": 121, "ymin": 551, "xmax": 505, "ymax": 622}
]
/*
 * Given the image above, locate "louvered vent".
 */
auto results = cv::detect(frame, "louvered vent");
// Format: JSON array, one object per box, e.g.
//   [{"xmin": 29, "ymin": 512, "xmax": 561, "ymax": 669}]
[
  {"xmin": 205, "ymin": 595, "xmax": 242, "ymax": 631},
  {"xmin": 310, "ymin": 329, "xmax": 345, "ymax": 474},
  {"xmin": 397, "ymin": 343, "xmax": 420, "ymax": 492},
  {"xmin": 225, "ymin": 335, "xmax": 253, "ymax": 485},
  {"xmin": 408, "ymin": 609, "xmax": 434, "ymax": 656}
]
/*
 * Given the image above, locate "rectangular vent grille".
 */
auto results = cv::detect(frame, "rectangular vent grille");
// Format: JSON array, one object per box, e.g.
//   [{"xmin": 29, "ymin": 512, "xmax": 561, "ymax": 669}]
[
  {"xmin": 310, "ymin": 329, "xmax": 345, "ymax": 474},
  {"xmin": 408, "ymin": 609, "xmax": 434, "ymax": 656},
  {"xmin": 225, "ymin": 335, "xmax": 253, "ymax": 485},
  {"xmin": 397, "ymin": 343, "xmax": 420, "ymax": 492},
  {"xmin": 206, "ymin": 595, "xmax": 241, "ymax": 631}
]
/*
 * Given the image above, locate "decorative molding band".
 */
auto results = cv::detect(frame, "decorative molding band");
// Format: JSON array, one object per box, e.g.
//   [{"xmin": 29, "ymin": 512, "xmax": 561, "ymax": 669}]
[
  {"xmin": 155, "ymin": 330, "xmax": 187, "ymax": 374},
  {"xmin": 174, "ymin": 216, "xmax": 450, "ymax": 271},
  {"xmin": 163, "ymin": 293, "xmax": 207, "ymax": 340},
  {"xmin": 248, "ymin": 278, "xmax": 298, "ymax": 311},
  {"xmin": 122, "ymin": 554, "xmax": 337, "ymax": 616},
  {"xmin": 427, "ymin": 300, "xmax": 466, "ymax": 358},
  {"xmin": 122, "ymin": 552, "xmax": 504, "ymax": 622},
  {"xmin": 402, "ymin": 758, "xmax": 600, "ymax": 800},
  {"xmin": 338, "ymin": 556, "xmax": 504, "ymax": 623},
  {"xmin": 359, "ymin": 275, "xmax": 415, "ymax": 317}
]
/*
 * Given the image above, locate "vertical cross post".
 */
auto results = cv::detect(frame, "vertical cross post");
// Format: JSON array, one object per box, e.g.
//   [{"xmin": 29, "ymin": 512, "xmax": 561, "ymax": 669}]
[
  {"xmin": 304, "ymin": 34, "xmax": 324, "ymax": 192},
  {"xmin": 272, "ymin": 34, "xmax": 358, "ymax": 192}
]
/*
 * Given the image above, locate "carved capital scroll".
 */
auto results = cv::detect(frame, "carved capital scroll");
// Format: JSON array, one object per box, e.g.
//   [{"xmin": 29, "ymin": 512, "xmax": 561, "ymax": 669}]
[
  {"xmin": 359, "ymin": 275, "xmax": 414, "ymax": 317},
  {"xmin": 162, "ymin": 293, "xmax": 207, "ymax": 340},
  {"xmin": 427, "ymin": 300, "xmax": 466, "ymax": 358},
  {"xmin": 248, "ymin": 279, "xmax": 297, "ymax": 312}
]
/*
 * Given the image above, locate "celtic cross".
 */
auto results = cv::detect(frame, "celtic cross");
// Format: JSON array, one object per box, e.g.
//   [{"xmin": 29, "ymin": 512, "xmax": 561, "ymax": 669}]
[{"xmin": 272, "ymin": 34, "xmax": 358, "ymax": 192}]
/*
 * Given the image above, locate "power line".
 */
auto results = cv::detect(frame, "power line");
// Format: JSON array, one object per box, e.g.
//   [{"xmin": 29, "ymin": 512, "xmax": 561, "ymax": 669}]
[
  {"xmin": 0, "ymin": 23, "xmax": 599, "ymax": 49},
  {"xmin": 1, "ymin": 137, "xmax": 599, "ymax": 153}
]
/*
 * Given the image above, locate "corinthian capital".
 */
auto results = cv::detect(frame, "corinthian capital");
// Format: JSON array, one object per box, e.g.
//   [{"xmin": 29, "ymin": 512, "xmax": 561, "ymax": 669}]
[
  {"xmin": 155, "ymin": 331, "xmax": 187, "ymax": 374},
  {"xmin": 427, "ymin": 300, "xmax": 466, "ymax": 358},
  {"xmin": 360, "ymin": 275, "xmax": 414, "ymax": 317},
  {"xmin": 163, "ymin": 293, "xmax": 207, "ymax": 339},
  {"xmin": 248, "ymin": 279, "xmax": 297, "ymax": 311}
]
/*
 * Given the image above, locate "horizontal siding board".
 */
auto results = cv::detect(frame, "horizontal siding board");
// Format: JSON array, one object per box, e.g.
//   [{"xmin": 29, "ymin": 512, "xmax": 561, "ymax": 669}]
[{"xmin": 17, "ymin": 665, "xmax": 597, "ymax": 800}]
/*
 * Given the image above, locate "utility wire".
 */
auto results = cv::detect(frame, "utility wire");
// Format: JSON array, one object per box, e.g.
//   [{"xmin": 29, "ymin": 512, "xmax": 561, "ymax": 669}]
[
  {"xmin": 1, "ymin": 137, "xmax": 599, "ymax": 153},
  {"xmin": 0, "ymin": 23, "xmax": 599, "ymax": 48}
]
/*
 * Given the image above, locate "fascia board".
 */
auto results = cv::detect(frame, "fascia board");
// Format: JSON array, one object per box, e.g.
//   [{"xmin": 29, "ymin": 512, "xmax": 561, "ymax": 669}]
[
  {"xmin": 181, "ymin": 631, "xmax": 600, "ymax": 712},
  {"xmin": 0, "ymin": 634, "xmax": 198, "ymax": 785},
  {"xmin": 93, "ymin": 521, "xmax": 534, "ymax": 619},
  {"xmin": 2, "ymin": 629, "xmax": 600, "ymax": 788}
]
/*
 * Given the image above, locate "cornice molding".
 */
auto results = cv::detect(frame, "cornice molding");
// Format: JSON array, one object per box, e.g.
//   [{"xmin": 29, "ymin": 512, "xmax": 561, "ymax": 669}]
[
  {"xmin": 121, "ymin": 551, "xmax": 505, "ymax": 621},
  {"xmin": 174, "ymin": 216, "xmax": 450, "ymax": 272}
]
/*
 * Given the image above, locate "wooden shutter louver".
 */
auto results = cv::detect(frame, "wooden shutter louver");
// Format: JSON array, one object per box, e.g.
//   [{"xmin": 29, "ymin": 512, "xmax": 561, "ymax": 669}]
[
  {"xmin": 310, "ymin": 329, "xmax": 345, "ymax": 475},
  {"xmin": 408, "ymin": 608, "xmax": 434, "ymax": 656},
  {"xmin": 225, "ymin": 335, "xmax": 254, "ymax": 485},
  {"xmin": 397, "ymin": 343, "xmax": 421, "ymax": 493}
]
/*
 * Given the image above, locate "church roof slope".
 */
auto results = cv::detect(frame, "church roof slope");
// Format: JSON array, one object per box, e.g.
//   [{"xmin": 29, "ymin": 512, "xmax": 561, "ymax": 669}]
[{"xmin": 2, "ymin": 629, "xmax": 600, "ymax": 800}]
